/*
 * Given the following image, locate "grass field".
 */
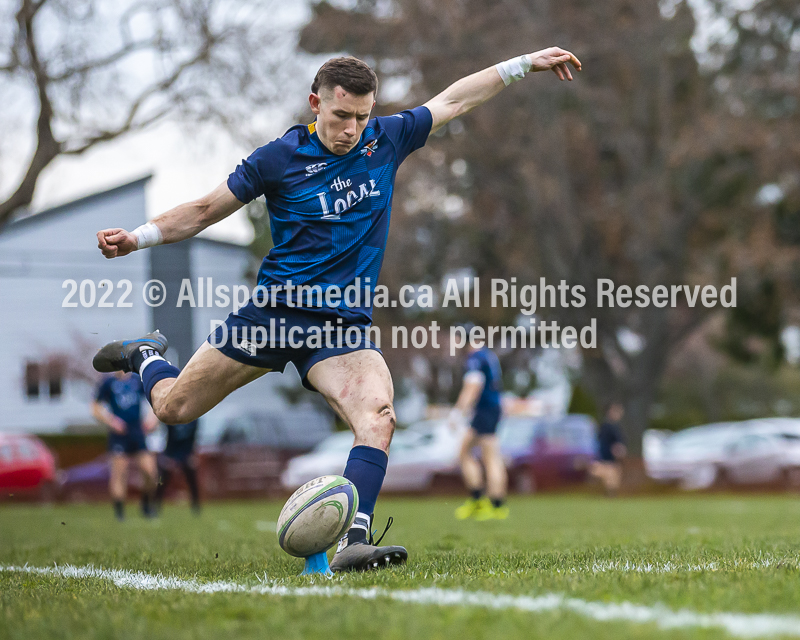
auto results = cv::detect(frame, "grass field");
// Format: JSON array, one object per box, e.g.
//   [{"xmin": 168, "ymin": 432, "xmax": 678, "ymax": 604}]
[{"xmin": 3, "ymin": 495, "xmax": 800, "ymax": 639}]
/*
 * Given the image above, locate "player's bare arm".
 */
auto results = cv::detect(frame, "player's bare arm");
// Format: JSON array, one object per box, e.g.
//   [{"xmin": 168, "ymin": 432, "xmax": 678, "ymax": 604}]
[
  {"xmin": 96, "ymin": 181, "xmax": 244, "ymax": 259},
  {"xmin": 91, "ymin": 401, "xmax": 126, "ymax": 434},
  {"xmin": 448, "ymin": 377, "xmax": 484, "ymax": 430},
  {"xmin": 423, "ymin": 46, "xmax": 582, "ymax": 134},
  {"xmin": 455, "ymin": 379, "xmax": 483, "ymax": 415}
]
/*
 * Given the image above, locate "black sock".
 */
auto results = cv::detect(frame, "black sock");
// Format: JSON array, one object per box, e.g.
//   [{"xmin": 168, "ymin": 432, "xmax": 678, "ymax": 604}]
[
  {"xmin": 491, "ymin": 498, "xmax": 505, "ymax": 509},
  {"xmin": 130, "ymin": 346, "xmax": 160, "ymax": 374},
  {"xmin": 471, "ymin": 489, "xmax": 483, "ymax": 501},
  {"xmin": 113, "ymin": 501, "xmax": 124, "ymax": 520},
  {"xmin": 341, "ymin": 512, "xmax": 370, "ymax": 548},
  {"xmin": 346, "ymin": 527, "xmax": 367, "ymax": 544},
  {"xmin": 141, "ymin": 492, "xmax": 154, "ymax": 517}
]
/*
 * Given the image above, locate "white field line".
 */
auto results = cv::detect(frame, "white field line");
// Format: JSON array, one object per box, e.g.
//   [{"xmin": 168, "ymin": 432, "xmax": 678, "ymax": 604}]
[
  {"xmin": 3, "ymin": 564, "xmax": 800, "ymax": 638},
  {"xmin": 558, "ymin": 557, "xmax": 800, "ymax": 575}
]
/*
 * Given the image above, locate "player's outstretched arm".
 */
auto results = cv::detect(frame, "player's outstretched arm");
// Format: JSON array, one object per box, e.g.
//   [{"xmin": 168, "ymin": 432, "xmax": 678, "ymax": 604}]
[
  {"xmin": 96, "ymin": 181, "xmax": 244, "ymax": 259},
  {"xmin": 423, "ymin": 47, "xmax": 581, "ymax": 134}
]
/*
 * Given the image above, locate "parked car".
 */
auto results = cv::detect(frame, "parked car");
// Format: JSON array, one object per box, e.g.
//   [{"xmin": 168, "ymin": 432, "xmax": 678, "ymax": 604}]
[
  {"xmin": 281, "ymin": 420, "xmax": 462, "ymax": 492},
  {"xmin": 643, "ymin": 418, "xmax": 800, "ymax": 490},
  {"xmin": 59, "ymin": 409, "xmax": 334, "ymax": 501},
  {"xmin": 282, "ymin": 414, "xmax": 598, "ymax": 494},
  {"xmin": 200, "ymin": 409, "xmax": 334, "ymax": 498},
  {"xmin": 497, "ymin": 414, "xmax": 598, "ymax": 493},
  {"xmin": 0, "ymin": 433, "xmax": 56, "ymax": 501}
]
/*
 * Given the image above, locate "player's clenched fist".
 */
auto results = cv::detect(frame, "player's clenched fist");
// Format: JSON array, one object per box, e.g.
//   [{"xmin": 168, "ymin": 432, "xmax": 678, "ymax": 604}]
[{"xmin": 97, "ymin": 228, "xmax": 137, "ymax": 259}]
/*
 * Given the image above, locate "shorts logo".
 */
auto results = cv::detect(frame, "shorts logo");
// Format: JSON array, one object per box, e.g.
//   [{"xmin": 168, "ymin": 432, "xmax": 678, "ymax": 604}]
[
  {"xmin": 236, "ymin": 339, "xmax": 257, "ymax": 357},
  {"xmin": 305, "ymin": 162, "xmax": 327, "ymax": 176},
  {"xmin": 360, "ymin": 140, "xmax": 378, "ymax": 157}
]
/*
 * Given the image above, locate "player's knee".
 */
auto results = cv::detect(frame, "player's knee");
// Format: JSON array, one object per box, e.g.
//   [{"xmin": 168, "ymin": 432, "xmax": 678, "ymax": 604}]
[
  {"xmin": 376, "ymin": 402, "xmax": 396, "ymax": 435},
  {"xmin": 356, "ymin": 401, "xmax": 395, "ymax": 451}
]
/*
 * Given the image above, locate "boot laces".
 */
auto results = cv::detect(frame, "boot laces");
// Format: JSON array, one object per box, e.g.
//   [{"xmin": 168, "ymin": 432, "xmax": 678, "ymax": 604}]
[{"xmin": 369, "ymin": 515, "xmax": 393, "ymax": 547}]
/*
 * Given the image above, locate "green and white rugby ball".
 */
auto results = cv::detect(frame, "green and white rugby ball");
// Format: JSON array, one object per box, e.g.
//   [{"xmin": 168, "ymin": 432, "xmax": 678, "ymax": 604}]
[{"xmin": 276, "ymin": 475, "xmax": 359, "ymax": 557}]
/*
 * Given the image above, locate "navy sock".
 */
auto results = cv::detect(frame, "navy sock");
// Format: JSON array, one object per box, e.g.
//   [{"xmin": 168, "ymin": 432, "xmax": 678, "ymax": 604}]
[
  {"xmin": 471, "ymin": 489, "xmax": 483, "ymax": 501},
  {"xmin": 140, "ymin": 359, "xmax": 180, "ymax": 403},
  {"xmin": 343, "ymin": 445, "xmax": 388, "ymax": 517}
]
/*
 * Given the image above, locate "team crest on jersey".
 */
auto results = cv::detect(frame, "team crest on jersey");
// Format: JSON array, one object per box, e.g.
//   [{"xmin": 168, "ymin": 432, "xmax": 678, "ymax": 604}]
[
  {"xmin": 305, "ymin": 162, "xmax": 327, "ymax": 176},
  {"xmin": 360, "ymin": 140, "xmax": 378, "ymax": 157}
]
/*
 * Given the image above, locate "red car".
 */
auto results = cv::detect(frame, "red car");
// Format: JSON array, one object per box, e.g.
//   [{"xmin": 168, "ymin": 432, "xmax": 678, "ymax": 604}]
[
  {"xmin": 500, "ymin": 414, "xmax": 598, "ymax": 492},
  {"xmin": 0, "ymin": 433, "xmax": 57, "ymax": 501}
]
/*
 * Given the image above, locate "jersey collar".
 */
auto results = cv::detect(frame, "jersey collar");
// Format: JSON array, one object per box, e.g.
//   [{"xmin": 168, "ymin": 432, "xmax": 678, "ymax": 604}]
[{"xmin": 307, "ymin": 120, "xmax": 369, "ymax": 157}]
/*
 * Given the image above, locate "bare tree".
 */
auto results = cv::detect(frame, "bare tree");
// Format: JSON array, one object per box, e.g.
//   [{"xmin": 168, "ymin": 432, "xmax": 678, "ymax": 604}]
[{"xmin": 0, "ymin": 0, "xmax": 297, "ymax": 227}]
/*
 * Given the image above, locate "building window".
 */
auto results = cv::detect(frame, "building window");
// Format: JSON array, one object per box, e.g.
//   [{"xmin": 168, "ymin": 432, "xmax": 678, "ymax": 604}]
[
  {"xmin": 48, "ymin": 362, "xmax": 63, "ymax": 399},
  {"xmin": 25, "ymin": 362, "xmax": 40, "ymax": 399},
  {"xmin": 24, "ymin": 360, "xmax": 64, "ymax": 400}
]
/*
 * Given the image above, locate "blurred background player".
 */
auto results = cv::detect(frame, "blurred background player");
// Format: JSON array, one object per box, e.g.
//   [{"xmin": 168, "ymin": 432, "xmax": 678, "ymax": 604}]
[
  {"xmin": 450, "ymin": 338, "xmax": 508, "ymax": 520},
  {"xmin": 589, "ymin": 402, "xmax": 627, "ymax": 496},
  {"xmin": 91, "ymin": 371, "xmax": 158, "ymax": 520},
  {"xmin": 155, "ymin": 420, "xmax": 200, "ymax": 514}
]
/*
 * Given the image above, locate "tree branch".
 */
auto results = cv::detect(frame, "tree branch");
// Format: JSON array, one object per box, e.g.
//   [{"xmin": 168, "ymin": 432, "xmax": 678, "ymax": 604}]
[
  {"xmin": 61, "ymin": 42, "xmax": 213, "ymax": 155},
  {"xmin": 47, "ymin": 37, "xmax": 160, "ymax": 82},
  {"xmin": 0, "ymin": 0, "xmax": 61, "ymax": 228}
]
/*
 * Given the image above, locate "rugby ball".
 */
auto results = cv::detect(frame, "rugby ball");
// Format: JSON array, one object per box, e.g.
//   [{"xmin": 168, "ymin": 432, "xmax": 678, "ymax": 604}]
[{"xmin": 276, "ymin": 475, "xmax": 359, "ymax": 557}]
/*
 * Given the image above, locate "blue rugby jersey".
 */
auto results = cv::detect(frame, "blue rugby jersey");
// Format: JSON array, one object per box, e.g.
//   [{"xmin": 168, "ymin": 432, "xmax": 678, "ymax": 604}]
[
  {"xmin": 465, "ymin": 348, "xmax": 503, "ymax": 411},
  {"xmin": 227, "ymin": 106, "xmax": 433, "ymax": 323},
  {"xmin": 95, "ymin": 374, "xmax": 146, "ymax": 429}
]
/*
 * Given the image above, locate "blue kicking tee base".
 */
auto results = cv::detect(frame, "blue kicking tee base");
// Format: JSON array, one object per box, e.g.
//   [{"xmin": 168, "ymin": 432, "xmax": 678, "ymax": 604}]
[{"xmin": 300, "ymin": 551, "xmax": 332, "ymax": 577}]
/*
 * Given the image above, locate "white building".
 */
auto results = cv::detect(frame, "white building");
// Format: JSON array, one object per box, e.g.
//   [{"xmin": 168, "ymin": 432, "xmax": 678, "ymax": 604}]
[{"xmin": 0, "ymin": 177, "xmax": 301, "ymax": 434}]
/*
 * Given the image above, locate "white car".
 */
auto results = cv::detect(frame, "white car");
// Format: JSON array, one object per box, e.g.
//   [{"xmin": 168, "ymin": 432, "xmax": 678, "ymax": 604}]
[
  {"xmin": 644, "ymin": 418, "xmax": 800, "ymax": 490},
  {"xmin": 280, "ymin": 420, "xmax": 461, "ymax": 492},
  {"xmin": 720, "ymin": 419, "xmax": 800, "ymax": 487}
]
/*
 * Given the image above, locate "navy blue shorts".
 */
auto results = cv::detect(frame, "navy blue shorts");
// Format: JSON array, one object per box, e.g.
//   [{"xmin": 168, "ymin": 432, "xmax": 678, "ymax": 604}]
[
  {"xmin": 208, "ymin": 300, "xmax": 381, "ymax": 391},
  {"xmin": 108, "ymin": 429, "xmax": 147, "ymax": 455},
  {"xmin": 471, "ymin": 406, "xmax": 502, "ymax": 435}
]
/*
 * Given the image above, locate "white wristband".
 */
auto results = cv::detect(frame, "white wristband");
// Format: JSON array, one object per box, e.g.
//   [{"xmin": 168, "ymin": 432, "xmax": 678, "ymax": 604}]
[
  {"xmin": 495, "ymin": 54, "xmax": 533, "ymax": 86},
  {"xmin": 132, "ymin": 222, "xmax": 163, "ymax": 250}
]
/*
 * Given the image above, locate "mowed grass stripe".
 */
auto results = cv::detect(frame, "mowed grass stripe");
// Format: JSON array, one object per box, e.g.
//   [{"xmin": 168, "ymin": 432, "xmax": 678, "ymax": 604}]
[{"xmin": 4, "ymin": 563, "xmax": 800, "ymax": 638}]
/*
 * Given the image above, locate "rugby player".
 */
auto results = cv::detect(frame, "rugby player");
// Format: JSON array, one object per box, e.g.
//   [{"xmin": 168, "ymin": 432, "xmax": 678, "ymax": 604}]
[
  {"xmin": 91, "ymin": 371, "xmax": 158, "ymax": 521},
  {"xmin": 589, "ymin": 403, "xmax": 627, "ymax": 496},
  {"xmin": 155, "ymin": 419, "xmax": 201, "ymax": 514},
  {"xmin": 93, "ymin": 48, "xmax": 581, "ymax": 570},
  {"xmin": 450, "ymin": 341, "xmax": 508, "ymax": 520}
]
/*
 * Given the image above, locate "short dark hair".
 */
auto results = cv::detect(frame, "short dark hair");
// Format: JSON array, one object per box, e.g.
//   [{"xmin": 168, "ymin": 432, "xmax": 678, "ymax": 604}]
[{"xmin": 311, "ymin": 56, "xmax": 378, "ymax": 98}]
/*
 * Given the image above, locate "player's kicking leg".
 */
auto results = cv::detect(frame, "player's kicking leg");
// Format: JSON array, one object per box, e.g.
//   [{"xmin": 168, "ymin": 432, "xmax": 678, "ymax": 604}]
[
  {"xmin": 93, "ymin": 332, "xmax": 269, "ymax": 427},
  {"xmin": 306, "ymin": 350, "xmax": 408, "ymax": 572}
]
